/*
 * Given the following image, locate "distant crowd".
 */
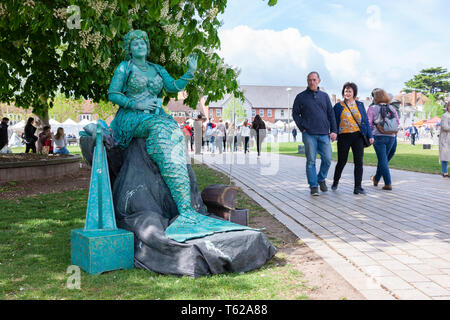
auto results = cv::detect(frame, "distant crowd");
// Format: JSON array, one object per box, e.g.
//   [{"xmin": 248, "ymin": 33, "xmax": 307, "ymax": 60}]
[
  {"xmin": 180, "ymin": 114, "xmax": 268, "ymax": 157},
  {"xmin": 0, "ymin": 117, "xmax": 71, "ymax": 155}
]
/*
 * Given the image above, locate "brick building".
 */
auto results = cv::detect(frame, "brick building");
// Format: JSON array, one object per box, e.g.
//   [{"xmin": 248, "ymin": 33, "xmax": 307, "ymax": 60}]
[
  {"xmin": 207, "ymin": 85, "xmax": 306, "ymax": 124},
  {"xmin": 166, "ymin": 92, "xmax": 206, "ymax": 124}
]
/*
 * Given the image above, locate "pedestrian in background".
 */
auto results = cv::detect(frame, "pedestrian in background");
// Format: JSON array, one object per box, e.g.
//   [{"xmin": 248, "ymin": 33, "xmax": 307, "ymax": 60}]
[
  {"xmin": 53, "ymin": 127, "xmax": 70, "ymax": 155},
  {"xmin": 331, "ymin": 82, "xmax": 373, "ymax": 194},
  {"xmin": 292, "ymin": 71, "xmax": 337, "ymax": 196},
  {"xmin": 0, "ymin": 117, "xmax": 9, "ymax": 152},
  {"xmin": 367, "ymin": 88, "xmax": 400, "ymax": 190},
  {"xmin": 24, "ymin": 117, "xmax": 38, "ymax": 153},
  {"xmin": 226, "ymin": 123, "xmax": 235, "ymax": 152},
  {"xmin": 439, "ymin": 102, "xmax": 450, "ymax": 178},
  {"xmin": 216, "ymin": 118, "xmax": 226, "ymax": 154},
  {"xmin": 241, "ymin": 120, "xmax": 251, "ymax": 154},
  {"xmin": 252, "ymin": 114, "xmax": 267, "ymax": 157}
]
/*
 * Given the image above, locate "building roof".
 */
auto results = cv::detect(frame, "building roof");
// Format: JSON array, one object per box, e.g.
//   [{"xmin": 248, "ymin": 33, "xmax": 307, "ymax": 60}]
[
  {"xmin": 166, "ymin": 98, "xmax": 205, "ymax": 114},
  {"xmin": 393, "ymin": 92, "xmax": 428, "ymax": 107},
  {"xmin": 208, "ymin": 85, "xmax": 307, "ymax": 109}
]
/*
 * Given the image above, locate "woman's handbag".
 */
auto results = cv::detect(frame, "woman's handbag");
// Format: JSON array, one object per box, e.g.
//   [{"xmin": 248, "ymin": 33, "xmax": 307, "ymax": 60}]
[{"xmin": 344, "ymin": 102, "xmax": 372, "ymax": 148}]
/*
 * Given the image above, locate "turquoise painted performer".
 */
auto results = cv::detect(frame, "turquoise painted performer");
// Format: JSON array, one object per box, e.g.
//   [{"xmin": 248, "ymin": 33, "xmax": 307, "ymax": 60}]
[{"xmin": 108, "ymin": 30, "xmax": 253, "ymax": 242}]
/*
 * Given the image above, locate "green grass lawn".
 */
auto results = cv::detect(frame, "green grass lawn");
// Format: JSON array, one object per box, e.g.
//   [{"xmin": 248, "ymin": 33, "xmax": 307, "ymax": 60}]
[
  {"xmin": 255, "ymin": 141, "xmax": 441, "ymax": 175},
  {"xmin": 11, "ymin": 145, "xmax": 82, "ymax": 156},
  {"xmin": 0, "ymin": 162, "xmax": 308, "ymax": 300}
]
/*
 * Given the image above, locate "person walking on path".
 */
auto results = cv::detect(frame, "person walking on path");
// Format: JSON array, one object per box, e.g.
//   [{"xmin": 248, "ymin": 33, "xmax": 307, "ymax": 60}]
[
  {"xmin": 182, "ymin": 121, "xmax": 193, "ymax": 153},
  {"xmin": 0, "ymin": 117, "xmax": 9, "ymax": 151},
  {"xmin": 409, "ymin": 124, "xmax": 418, "ymax": 145},
  {"xmin": 216, "ymin": 118, "xmax": 226, "ymax": 154},
  {"xmin": 292, "ymin": 71, "xmax": 337, "ymax": 196},
  {"xmin": 331, "ymin": 82, "xmax": 374, "ymax": 194},
  {"xmin": 252, "ymin": 114, "xmax": 267, "ymax": 157},
  {"xmin": 367, "ymin": 88, "xmax": 400, "ymax": 191},
  {"xmin": 24, "ymin": 117, "xmax": 38, "ymax": 153},
  {"xmin": 439, "ymin": 102, "xmax": 450, "ymax": 178},
  {"xmin": 271, "ymin": 127, "xmax": 278, "ymax": 143},
  {"xmin": 226, "ymin": 123, "xmax": 235, "ymax": 152},
  {"xmin": 223, "ymin": 122, "xmax": 228, "ymax": 152},
  {"xmin": 241, "ymin": 119, "xmax": 251, "ymax": 154},
  {"xmin": 208, "ymin": 123, "xmax": 217, "ymax": 153},
  {"xmin": 193, "ymin": 114, "xmax": 203, "ymax": 155},
  {"xmin": 235, "ymin": 125, "xmax": 241, "ymax": 151},
  {"xmin": 292, "ymin": 127, "xmax": 297, "ymax": 142}
]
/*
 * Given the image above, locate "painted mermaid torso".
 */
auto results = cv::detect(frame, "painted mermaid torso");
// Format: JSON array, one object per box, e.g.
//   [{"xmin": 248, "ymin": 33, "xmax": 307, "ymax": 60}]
[
  {"xmin": 108, "ymin": 60, "xmax": 255, "ymax": 242},
  {"xmin": 109, "ymin": 61, "xmax": 181, "ymax": 149}
]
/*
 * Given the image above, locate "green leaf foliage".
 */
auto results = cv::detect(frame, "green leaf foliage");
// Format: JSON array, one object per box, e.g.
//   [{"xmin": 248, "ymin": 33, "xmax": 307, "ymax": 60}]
[
  {"xmin": 404, "ymin": 67, "xmax": 450, "ymax": 100},
  {"xmin": 423, "ymin": 94, "xmax": 444, "ymax": 119},
  {"xmin": 0, "ymin": 0, "xmax": 276, "ymax": 117},
  {"xmin": 222, "ymin": 95, "xmax": 248, "ymax": 124}
]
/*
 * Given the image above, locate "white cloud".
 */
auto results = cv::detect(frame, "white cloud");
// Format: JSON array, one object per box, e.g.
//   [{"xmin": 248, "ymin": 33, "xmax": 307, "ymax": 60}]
[{"xmin": 219, "ymin": 26, "xmax": 362, "ymax": 95}]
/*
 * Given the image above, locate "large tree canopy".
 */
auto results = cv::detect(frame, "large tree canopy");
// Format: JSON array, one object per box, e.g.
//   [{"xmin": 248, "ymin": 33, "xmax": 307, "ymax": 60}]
[
  {"xmin": 404, "ymin": 67, "xmax": 450, "ymax": 100},
  {"xmin": 0, "ymin": 0, "xmax": 277, "ymax": 120}
]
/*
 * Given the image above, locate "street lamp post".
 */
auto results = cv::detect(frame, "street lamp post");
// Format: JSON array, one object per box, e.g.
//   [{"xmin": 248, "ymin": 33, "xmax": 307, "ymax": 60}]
[{"xmin": 286, "ymin": 87, "xmax": 292, "ymax": 142}]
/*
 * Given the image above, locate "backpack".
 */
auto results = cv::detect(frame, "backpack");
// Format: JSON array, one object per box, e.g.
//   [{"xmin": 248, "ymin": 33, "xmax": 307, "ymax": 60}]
[
  {"xmin": 377, "ymin": 104, "xmax": 398, "ymax": 134},
  {"xmin": 205, "ymin": 127, "xmax": 212, "ymax": 138}
]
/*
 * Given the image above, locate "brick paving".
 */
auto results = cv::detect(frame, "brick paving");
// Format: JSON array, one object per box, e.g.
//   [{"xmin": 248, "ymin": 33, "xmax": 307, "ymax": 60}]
[{"xmin": 192, "ymin": 151, "xmax": 450, "ymax": 300}]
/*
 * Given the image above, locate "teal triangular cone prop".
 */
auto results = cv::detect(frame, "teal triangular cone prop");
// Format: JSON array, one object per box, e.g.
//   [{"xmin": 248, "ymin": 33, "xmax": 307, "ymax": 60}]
[
  {"xmin": 84, "ymin": 123, "xmax": 117, "ymax": 230},
  {"xmin": 71, "ymin": 122, "xmax": 134, "ymax": 274}
]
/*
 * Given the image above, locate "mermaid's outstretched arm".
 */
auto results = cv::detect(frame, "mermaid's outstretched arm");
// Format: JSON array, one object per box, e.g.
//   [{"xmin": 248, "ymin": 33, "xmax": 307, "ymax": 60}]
[{"xmin": 155, "ymin": 65, "xmax": 195, "ymax": 93}]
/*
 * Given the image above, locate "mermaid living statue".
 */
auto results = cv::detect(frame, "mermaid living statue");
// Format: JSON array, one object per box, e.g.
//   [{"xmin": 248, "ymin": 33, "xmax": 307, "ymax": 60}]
[
  {"xmin": 108, "ymin": 29, "xmax": 255, "ymax": 242},
  {"xmin": 88, "ymin": 29, "xmax": 276, "ymax": 276}
]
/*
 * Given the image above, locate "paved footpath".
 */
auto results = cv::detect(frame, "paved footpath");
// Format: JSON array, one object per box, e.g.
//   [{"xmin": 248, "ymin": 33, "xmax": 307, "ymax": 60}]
[{"xmin": 192, "ymin": 151, "xmax": 450, "ymax": 300}]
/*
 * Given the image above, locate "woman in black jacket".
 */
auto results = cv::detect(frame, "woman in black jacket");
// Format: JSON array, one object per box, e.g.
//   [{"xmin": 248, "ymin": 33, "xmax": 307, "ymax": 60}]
[
  {"xmin": 24, "ymin": 117, "xmax": 37, "ymax": 153},
  {"xmin": 332, "ymin": 82, "xmax": 374, "ymax": 194},
  {"xmin": 251, "ymin": 114, "xmax": 267, "ymax": 157}
]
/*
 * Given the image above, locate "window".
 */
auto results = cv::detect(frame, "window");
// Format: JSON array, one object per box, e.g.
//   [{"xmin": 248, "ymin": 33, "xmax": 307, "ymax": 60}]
[
  {"xmin": 267, "ymin": 109, "xmax": 272, "ymax": 117},
  {"xmin": 280, "ymin": 110, "xmax": 285, "ymax": 117},
  {"xmin": 80, "ymin": 114, "xmax": 93, "ymax": 121},
  {"xmin": 259, "ymin": 109, "xmax": 264, "ymax": 117},
  {"xmin": 252, "ymin": 110, "xmax": 256, "ymax": 117},
  {"xmin": 216, "ymin": 109, "xmax": 221, "ymax": 117},
  {"xmin": 209, "ymin": 110, "xmax": 213, "ymax": 118}
]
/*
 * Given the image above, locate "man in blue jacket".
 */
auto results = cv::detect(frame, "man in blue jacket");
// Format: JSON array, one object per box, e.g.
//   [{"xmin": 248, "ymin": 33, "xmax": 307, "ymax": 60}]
[{"xmin": 292, "ymin": 72, "xmax": 337, "ymax": 196}]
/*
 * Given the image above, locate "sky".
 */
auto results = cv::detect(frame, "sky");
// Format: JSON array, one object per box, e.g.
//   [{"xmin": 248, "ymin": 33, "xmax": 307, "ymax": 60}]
[{"xmin": 217, "ymin": 0, "xmax": 450, "ymax": 98}]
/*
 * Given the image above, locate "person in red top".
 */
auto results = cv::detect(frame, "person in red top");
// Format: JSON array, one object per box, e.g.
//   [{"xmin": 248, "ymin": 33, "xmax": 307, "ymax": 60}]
[
  {"xmin": 38, "ymin": 126, "xmax": 53, "ymax": 154},
  {"xmin": 182, "ymin": 121, "xmax": 193, "ymax": 152}
]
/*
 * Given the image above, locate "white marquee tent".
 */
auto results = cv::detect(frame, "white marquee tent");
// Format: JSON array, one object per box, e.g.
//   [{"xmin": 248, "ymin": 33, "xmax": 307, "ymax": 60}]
[
  {"xmin": 49, "ymin": 118, "xmax": 61, "ymax": 127},
  {"xmin": 11, "ymin": 120, "xmax": 25, "ymax": 131},
  {"xmin": 275, "ymin": 120, "xmax": 285, "ymax": 128},
  {"xmin": 8, "ymin": 132, "xmax": 23, "ymax": 147},
  {"xmin": 59, "ymin": 118, "xmax": 80, "ymax": 137}
]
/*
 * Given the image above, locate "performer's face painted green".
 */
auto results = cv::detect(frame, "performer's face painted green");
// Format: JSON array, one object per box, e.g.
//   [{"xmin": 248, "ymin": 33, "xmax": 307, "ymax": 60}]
[
  {"xmin": 130, "ymin": 39, "xmax": 148, "ymax": 59},
  {"xmin": 108, "ymin": 29, "xmax": 254, "ymax": 242}
]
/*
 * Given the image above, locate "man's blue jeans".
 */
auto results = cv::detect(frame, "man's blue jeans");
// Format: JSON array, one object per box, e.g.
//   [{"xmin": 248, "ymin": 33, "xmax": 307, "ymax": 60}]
[
  {"xmin": 442, "ymin": 161, "xmax": 448, "ymax": 174},
  {"xmin": 373, "ymin": 135, "xmax": 396, "ymax": 185},
  {"xmin": 302, "ymin": 132, "xmax": 332, "ymax": 188}
]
